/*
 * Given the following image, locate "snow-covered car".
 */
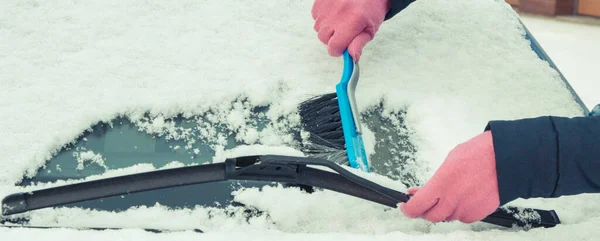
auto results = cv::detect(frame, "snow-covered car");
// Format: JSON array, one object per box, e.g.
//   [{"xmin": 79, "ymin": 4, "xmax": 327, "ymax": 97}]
[{"xmin": 1, "ymin": 0, "xmax": 597, "ymax": 240}]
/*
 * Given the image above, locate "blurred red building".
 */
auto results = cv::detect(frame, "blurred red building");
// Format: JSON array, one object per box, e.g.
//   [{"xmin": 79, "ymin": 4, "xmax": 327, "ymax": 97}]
[{"xmin": 506, "ymin": 0, "xmax": 600, "ymax": 17}]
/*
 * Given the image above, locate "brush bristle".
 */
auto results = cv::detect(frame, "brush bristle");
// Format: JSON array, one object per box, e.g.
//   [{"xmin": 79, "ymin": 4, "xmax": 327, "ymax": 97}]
[{"xmin": 295, "ymin": 93, "xmax": 348, "ymax": 164}]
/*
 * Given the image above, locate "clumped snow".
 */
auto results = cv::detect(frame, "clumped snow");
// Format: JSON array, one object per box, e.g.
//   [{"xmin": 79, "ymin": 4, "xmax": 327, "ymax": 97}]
[
  {"xmin": 1, "ymin": 0, "xmax": 598, "ymax": 240},
  {"xmin": 72, "ymin": 149, "xmax": 109, "ymax": 171}
]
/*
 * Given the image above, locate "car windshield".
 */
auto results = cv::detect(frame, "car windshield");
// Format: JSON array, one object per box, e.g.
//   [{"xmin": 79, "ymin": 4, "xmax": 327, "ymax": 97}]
[{"xmin": 16, "ymin": 104, "xmax": 416, "ymax": 213}]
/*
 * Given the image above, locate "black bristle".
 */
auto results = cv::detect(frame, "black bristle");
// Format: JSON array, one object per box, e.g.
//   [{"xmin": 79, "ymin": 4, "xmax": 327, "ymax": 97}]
[{"xmin": 296, "ymin": 92, "xmax": 348, "ymax": 163}]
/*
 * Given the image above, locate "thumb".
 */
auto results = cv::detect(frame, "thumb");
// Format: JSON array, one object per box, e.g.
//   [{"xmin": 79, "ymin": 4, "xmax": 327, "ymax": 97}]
[
  {"xmin": 399, "ymin": 188, "xmax": 439, "ymax": 219},
  {"xmin": 347, "ymin": 31, "xmax": 373, "ymax": 62},
  {"xmin": 407, "ymin": 187, "xmax": 420, "ymax": 195}
]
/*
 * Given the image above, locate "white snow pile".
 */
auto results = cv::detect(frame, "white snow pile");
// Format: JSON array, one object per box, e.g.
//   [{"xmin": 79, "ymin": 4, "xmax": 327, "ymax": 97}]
[{"xmin": 1, "ymin": 0, "xmax": 598, "ymax": 240}]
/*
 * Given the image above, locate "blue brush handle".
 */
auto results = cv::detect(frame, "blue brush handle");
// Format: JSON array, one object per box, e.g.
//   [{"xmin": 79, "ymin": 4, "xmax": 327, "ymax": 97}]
[{"xmin": 335, "ymin": 50, "xmax": 370, "ymax": 172}]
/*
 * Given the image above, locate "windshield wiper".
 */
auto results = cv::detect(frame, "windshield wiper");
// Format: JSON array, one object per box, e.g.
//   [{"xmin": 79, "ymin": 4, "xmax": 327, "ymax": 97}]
[{"xmin": 2, "ymin": 155, "xmax": 560, "ymax": 229}]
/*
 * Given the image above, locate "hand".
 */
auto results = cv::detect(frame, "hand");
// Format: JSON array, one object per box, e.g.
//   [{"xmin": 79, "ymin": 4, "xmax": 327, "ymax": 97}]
[
  {"xmin": 311, "ymin": 0, "xmax": 391, "ymax": 61},
  {"xmin": 399, "ymin": 131, "xmax": 501, "ymax": 224}
]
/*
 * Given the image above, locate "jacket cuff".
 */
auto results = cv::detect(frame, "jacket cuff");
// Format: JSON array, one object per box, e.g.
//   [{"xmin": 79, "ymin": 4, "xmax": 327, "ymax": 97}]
[
  {"xmin": 384, "ymin": 0, "xmax": 415, "ymax": 20},
  {"xmin": 484, "ymin": 116, "xmax": 559, "ymax": 205}
]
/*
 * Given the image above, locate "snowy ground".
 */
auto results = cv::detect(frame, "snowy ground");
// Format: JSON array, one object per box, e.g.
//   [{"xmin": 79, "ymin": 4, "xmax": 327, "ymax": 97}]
[{"xmin": 1, "ymin": 0, "xmax": 599, "ymax": 240}]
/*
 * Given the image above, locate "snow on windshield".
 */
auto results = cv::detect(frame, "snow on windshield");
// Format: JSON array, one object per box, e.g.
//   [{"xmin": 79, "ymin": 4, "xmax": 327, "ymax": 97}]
[{"xmin": 1, "ymin": 0, "xmax": 596, "ymax": 240}]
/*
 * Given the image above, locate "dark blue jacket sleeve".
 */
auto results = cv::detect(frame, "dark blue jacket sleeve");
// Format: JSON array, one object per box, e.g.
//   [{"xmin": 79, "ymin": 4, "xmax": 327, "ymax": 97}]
[
  {"xmin": 485, "ymin": 115, "xmax": 600, "ymax": 205},
  {"xmin": 385, "ymin": 0, "xmax": 415, "ymax": 20}
]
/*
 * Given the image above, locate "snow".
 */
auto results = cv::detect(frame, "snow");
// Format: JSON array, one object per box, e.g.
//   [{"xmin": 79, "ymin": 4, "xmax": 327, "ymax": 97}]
[
  {"xmin": 519, "ymin": 16, "xmax": 600, "ymax": 110},
  {"xmin": 1, "ymin": 0, "xmax": 599, "ymax": 240},
  {"xmin": 73, "ymin": 149, "xmax": 109, "ymax": 171}
]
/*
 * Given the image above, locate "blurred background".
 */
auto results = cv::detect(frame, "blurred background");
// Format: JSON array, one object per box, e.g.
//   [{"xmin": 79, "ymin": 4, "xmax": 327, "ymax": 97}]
[
  {"xmin": 504, "ymin": 0, "xmax": 600, "ymax": 110},
  {"xmin": 506, "ymin": 0, "xmax": 599, "ymax": 17}
]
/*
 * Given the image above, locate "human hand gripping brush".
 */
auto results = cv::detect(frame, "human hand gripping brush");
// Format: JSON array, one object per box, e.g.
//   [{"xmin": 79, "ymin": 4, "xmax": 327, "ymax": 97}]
[
  {"xmin": 307, "ymin": 0, "xmax": 582, "ymax": 229},
  {"xmin": 400, "ymin": 131, "xmax": 501, "ymax": 224},
  {"xmin": 293, "ymin": 49, "xmax": 560, "ymax": 229},
  {"xmin": 310, "ymin": 0, "xmax": 392, "ymax": 62}
]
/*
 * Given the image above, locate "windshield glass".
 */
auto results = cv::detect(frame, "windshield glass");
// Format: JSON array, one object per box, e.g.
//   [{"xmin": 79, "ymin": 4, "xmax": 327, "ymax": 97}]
[{"xmin": 17, "ymin": 103, "xmax": 416, "ymax": 213}]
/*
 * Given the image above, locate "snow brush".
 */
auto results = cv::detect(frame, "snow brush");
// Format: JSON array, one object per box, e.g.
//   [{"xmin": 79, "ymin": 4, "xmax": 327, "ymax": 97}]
[{"xmin": 297, "ymin": 50, "xmax": 370, "ymax": 172}]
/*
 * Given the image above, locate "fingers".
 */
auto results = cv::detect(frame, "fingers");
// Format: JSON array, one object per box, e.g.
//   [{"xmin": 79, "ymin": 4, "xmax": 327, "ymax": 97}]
[
  {"xmin": 312, "ymin": 3, "xmax": 370, "ymax": 59},
  {"xmin": 420, "ymin": 202, "xmax": 454, "ymax": 223},
  {"xmin": 311, "ymin": 1, "xmax": 320, "ymax": 20},
  {"xmin": 347, "ymin": 31, "xmax": 373, "ymax": 62},
  {"xmin": 317, "ymin": 26, "xmax": 334, "ymax": 45},
  {"xmin": 446, "ymin": 212, "xmax": 483, "ymax": 224},
  {"xmin": 446, "ymin": 199, "xmax": 497, "ymax": 224},
  {"xmin": 401, "ymin": 192, "xmax": 454, "ymax": 223},
  {"xmin": 327, "ymin": 24, "xmax": 365, "ymax": 57},
  {"xmin": 312, "ymin": 0, "xmax": 387, "ymax": 60},
  {"xmin": 311, "ymin": 0, "xmax": 333, "ymax": 20},
  {"xmin": 313, "ymin": 14, "xmax": 325, "ymax": 32},
  {"xmin": 407, "ymin": 187, "xmax": 420, "ymax": 195},
  {"xmin": 312, "ymin": 0, "xmax": 337, "ymax": 31},
  {"xmin": 400, "ymin": 194, "xmax": 439, "ymax": 219},
  {"xmin": 459, "ymin": 215, "xmax": 482, "ymax": 224}
]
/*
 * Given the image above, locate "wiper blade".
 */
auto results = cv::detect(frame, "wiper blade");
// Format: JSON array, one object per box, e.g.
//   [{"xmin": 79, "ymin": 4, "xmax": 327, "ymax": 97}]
[
  {"xmin": 2, "ymin": 155, "xmax": 560, "ymax": 229},
  {"xmin": 0, "ymin": 223, "xmax": 204, "ymax": 234}
]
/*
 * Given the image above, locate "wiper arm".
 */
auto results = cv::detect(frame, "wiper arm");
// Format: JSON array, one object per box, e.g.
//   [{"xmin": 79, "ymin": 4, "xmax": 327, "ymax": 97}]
[{"xmin": 2, "ymin": 155, "xmax": 560, "ymax": 229}]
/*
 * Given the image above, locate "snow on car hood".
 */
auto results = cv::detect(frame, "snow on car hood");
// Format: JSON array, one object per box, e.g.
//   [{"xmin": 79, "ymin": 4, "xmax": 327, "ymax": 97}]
[{"xmin": 1, "ymin": 0, "xmax": 596, "ymax": 240}]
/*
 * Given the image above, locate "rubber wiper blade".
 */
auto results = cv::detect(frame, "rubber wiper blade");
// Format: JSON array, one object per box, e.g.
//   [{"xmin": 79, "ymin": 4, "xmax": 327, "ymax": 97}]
[
  {"xmin": 2, "ymin": 155, "xmax": 560, "ymax": 229},
  {"xmin": 0, "ymin": 224, "xmax": 204, "ymax": 234}
]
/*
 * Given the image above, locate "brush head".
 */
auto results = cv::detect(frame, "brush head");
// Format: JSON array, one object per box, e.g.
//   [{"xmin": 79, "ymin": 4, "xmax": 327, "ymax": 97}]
[{"xmin": 295, "ymin": 92, "xmax": 349, "ymax": 165}]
